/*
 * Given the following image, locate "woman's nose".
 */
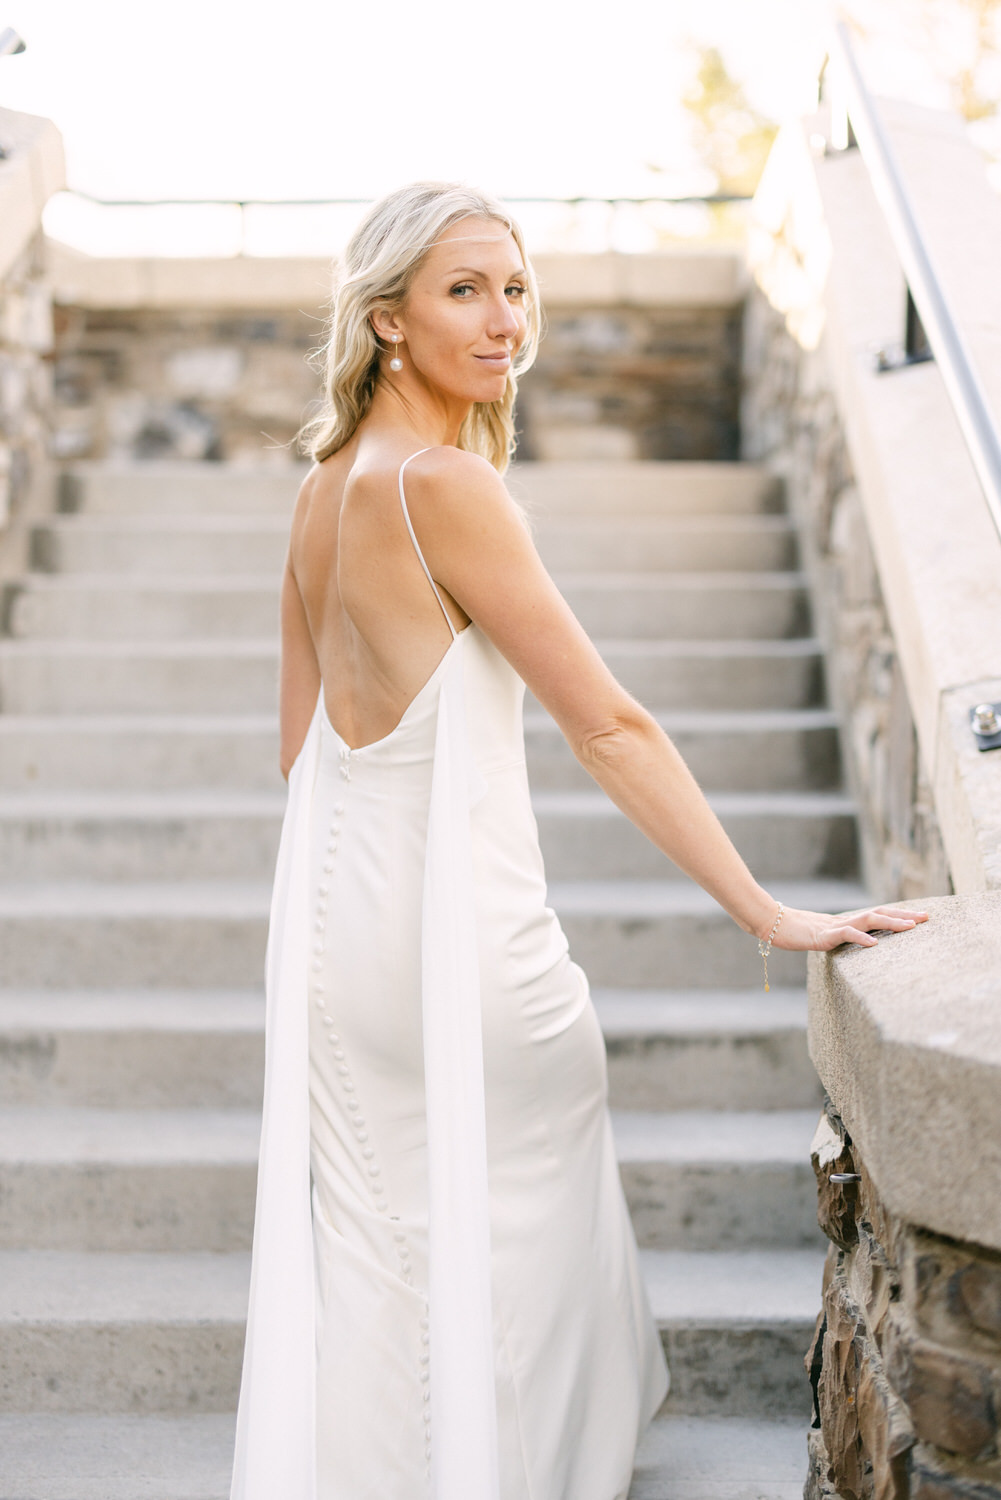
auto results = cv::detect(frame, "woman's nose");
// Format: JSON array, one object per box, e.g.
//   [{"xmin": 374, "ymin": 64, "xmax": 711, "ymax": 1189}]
[{"xmin": 488, "ymin": 295, "xmax": 521, "ymax": 340}]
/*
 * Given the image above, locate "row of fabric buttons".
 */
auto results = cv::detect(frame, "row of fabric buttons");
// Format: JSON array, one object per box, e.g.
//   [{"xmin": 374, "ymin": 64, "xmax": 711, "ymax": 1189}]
[{"xmin": 311, "ymin": 773, "xmax": 430, "ymax": 1476}]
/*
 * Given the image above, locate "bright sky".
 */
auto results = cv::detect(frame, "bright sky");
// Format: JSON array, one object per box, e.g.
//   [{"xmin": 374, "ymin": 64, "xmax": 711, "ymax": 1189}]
[{"xmin": 1, "ymin": 0, "xmax": 992, "ymax": 253}]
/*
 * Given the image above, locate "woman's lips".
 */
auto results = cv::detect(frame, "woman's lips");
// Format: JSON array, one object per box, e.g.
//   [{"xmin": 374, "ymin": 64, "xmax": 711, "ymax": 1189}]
[{"xmin": 474, "ymin": 352, "xmax": 511, "ymax": 368}]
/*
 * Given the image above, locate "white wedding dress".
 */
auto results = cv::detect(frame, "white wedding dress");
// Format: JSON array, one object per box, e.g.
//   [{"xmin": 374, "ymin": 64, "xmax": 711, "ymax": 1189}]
[{"xmin": 230, "ymin": 452, "xmax": 668, "ymax": 1500}]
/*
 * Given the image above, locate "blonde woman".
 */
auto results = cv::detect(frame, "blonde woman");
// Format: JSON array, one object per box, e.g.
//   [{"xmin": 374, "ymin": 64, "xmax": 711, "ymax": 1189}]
[{"xmin": 229, "ymin": 181, "xmax": 927, "ymax": 1500}]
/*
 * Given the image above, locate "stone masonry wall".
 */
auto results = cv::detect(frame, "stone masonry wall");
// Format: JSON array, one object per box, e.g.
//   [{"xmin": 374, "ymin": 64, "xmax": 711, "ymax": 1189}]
[
  {"xmin": 806, "ymin": 1101, "xmax": 1001, "ymax": 1500},
  {"xmin": 741, "ymin": 284, "xmax": 952, "ymax": 901},
  {"xmin": 49, "ymin": 299, "xmax": 742, "ymax": 467},
  {"xmin": 0, "ymin": 231, "xmax": 56, "ymax": 550}
]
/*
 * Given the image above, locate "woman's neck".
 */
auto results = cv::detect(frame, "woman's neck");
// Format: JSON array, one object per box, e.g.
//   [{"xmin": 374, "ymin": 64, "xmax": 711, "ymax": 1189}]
[{"xmin": 365, "ymin": 376, "xmax": 471, "ymax": 450}]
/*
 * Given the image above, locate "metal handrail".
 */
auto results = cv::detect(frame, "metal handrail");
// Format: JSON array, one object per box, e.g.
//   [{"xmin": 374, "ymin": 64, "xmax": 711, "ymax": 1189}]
[{"xmin": 829, "ymin": 19, "xmax": 1001, "ymax": 549}]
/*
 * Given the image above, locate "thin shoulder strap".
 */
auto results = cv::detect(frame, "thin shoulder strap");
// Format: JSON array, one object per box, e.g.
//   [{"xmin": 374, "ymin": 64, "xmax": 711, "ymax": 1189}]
[{"xmin": 398, "ymin": 448, "xmax": 458, "ymax": 641}]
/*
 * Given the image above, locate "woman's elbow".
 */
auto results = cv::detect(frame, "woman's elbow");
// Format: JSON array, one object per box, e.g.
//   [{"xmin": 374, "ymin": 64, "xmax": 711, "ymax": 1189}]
[{"xmin": 574, "ymin": 710, "xmax": 655, "ymax": 773}]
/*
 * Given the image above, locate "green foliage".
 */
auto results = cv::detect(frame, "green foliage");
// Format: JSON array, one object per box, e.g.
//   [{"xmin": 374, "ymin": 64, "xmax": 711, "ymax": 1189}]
[{"xmin": 680, "ymin": 45, "xmax": 779, "ymax": 197}]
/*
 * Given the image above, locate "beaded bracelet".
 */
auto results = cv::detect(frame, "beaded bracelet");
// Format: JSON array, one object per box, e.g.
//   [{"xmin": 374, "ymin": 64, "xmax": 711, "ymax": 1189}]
[{"xmin": 758, "ymin": 902, "xmax": 785, "ymax": 992}]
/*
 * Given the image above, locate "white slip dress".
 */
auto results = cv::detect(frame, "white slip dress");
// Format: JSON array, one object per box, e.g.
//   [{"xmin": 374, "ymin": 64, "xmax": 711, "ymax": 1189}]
[{"xmin": 230, "ymin": 450, "xmax": 669, "ymax": 1500}]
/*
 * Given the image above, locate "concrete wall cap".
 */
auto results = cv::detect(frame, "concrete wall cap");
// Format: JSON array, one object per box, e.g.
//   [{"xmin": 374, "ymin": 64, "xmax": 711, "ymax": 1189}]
[
  {"xmin": 0, "ymin": 107, "xmax": 66, "ymax": 280},
  {"xmin": 48, "ymin": 244, "xmax": 747, "ymax": 312},
  {"xmin": 808, "ymin": 891, "xmax": 1001, "ymax": 1249}
]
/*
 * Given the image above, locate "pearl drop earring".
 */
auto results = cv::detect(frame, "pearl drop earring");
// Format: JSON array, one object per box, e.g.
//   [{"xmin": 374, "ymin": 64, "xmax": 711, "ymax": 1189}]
[{"xmin": 389, "ymin": 335, "xmax": 403, "ymax": 373}]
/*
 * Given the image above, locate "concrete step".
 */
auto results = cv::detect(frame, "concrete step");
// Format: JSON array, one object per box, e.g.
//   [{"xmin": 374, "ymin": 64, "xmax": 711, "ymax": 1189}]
[
  {"xmin": 0, "ymin": 714, "xmax": 283, "ymax": 792},
  {"xmin": 525, "ymin": 707, "xmax": 842, "ymax": 793},
  {"xmin": 0, "ymin": 1413, "xmax": 236, "ymax": 1500},
  {"xmin": 62, "ymin": 459, "xmax": 784, "ymax": 519},
  {"xmin": 0, "ymin": 990, "xmax": 265, "ymax": 1109},
  {"xmin": 595, "ymin": 989, "xmax": 823, "ymax": 1110},
  {"xmin": 0, "ymin": 788, "xmax": 857, "ymax": 883},
  {"xmin": 0, "ymin": 1104, "xmax": 822, "ymax": 1254},
  {"xmin": 0, "ymin": 881, "xmax": 270, "ymax": 989},
  {"xmin": 629, "ymin": 1413, "xmax": 808, "ymax": 1500},
  {"xmin": 0, "ymin": 791, "xmax": 285, "ymax": 881},
  {"xmin": 0, "ymin": 1250, "xmax": 247, "ymax": 1413},
  {"xmin": 0, "ymin": 707, "xmax": 842, "ymax": 794},
  {"xmin": 535, "ymin": 790, "xmax": 857, "ymax": 881},
  {"xmin": 5, "ymin": 575, "xmax": 282, "ymax": 642},
  {"xmin": 28, "ymin": 513, "xmax": 798, "ymax": 577},
  {"xmin": 614, "ymin": 1109, "xmax": 824, "ymax": 1250},
  {"xmin": 0, "ymin": 987, "xmax": 821, "ymax": 1113},
  {"xmin": 644, "ymin": 1246, "xmax": 822, "ymax": 1417},
  {"xmin": 5, "ymin": 569, "xmax": 811, "ymax": 643},
  {"xmin": 0, "ymin": 1410, "xmax": 809, "ymax": 1500},
  {"xmin": 553, "ymin": 877, "xmax": 872, "ymax": 988},
  {"xmin": 0, "ymin": 877, "xmax": 872, "ymax": 990},
  {"xmin": 0, "ymin": 637, "xmax": 825, "ymax": 713},
  {"xmin": 0, "ymin": 1246, "xmax": 822, "ymax": 1416},
  {"xmin": 0, "ymin": 1108, "xmax": 258, "ymax": 1252}
]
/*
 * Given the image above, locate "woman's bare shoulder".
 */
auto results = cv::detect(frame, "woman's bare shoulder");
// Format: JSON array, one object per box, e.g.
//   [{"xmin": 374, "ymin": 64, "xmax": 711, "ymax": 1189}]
[{"xmin": 401, "ymin": 446, "xmax": 516, "ymax": 529}]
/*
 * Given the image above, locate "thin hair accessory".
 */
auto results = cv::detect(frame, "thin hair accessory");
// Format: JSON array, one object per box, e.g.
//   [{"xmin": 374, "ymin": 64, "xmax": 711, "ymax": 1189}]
[{"xmin": 758, "ymin": 902, "xmax": 785, "ymax": 992}]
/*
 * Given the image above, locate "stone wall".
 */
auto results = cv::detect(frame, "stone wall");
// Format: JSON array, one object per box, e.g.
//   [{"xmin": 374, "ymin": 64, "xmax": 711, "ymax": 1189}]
[
  {"xmin": 806, "ymin": 1101, "xmax": 1001, "ymax": 1500},
  {"xmin": 0, "ymin": 106, "xmax": 65, "ymax": 577},
  {"xmin": 0, "ymin": 232, "xmax": 55, "ymax": 536},
  {"xmin": 805, "ymin": 890, "xmax": 1001, "ymax": 1500},
  {"xmin": 47, "ymin": 249, "xmax": 745, "ymax": 466},
  {"xmin": 742, "ymin": 283, "xmax": 952, "ymax": 902}
]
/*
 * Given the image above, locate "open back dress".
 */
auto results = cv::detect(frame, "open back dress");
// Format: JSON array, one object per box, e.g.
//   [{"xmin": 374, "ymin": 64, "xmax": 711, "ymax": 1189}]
[{"xmin": 230, "ymin": 451, "xmax": 669, "ymax": 1500}]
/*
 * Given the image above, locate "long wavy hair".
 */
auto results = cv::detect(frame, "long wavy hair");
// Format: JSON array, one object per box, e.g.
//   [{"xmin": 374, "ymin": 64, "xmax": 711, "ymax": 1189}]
[{"xmin": 299, "ymin": 182, "xmax": 541, "ymax": 474}]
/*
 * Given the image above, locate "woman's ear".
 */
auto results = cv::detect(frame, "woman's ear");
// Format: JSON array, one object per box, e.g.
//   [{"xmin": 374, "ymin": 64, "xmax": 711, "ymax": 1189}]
[{"xmin": 370, "ymin": 305, "xmax": 403, "ymax": 344}]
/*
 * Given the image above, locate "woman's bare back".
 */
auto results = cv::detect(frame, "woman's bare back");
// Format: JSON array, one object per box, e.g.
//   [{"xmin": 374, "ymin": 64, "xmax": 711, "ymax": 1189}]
[{"xmin": 284, "ymin": 441, "xmax": 471, "ymax": 753}]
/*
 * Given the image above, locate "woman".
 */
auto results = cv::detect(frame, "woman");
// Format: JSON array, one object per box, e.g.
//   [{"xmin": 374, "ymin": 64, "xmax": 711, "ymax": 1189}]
[{"xmin": 230, "ymin": 181, "xmax": 927, "ymax": 1500}]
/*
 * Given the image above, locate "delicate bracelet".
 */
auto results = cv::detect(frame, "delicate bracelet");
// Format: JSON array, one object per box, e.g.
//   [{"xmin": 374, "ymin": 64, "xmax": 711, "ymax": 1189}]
[{"xmin": 757, "ymin": 902, "xmax": 785, "ymax": 992}]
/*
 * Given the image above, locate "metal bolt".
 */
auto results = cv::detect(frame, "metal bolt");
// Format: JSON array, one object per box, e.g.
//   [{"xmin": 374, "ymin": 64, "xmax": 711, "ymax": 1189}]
[
  {"xmin": 829, "ymin": 1172, "xmax": 862, "ymax": 1183},
  {"xmin": 973, "ymin": 703, "xmax": 999, "ymax": 735}
]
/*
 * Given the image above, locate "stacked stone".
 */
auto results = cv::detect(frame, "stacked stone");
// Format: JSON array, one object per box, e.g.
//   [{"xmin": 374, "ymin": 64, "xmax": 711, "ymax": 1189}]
[
  {"xmin": 0, "ymin": 233, "xmax": 55, "ymax": 538},
  {"xmin": 806, "ymin": 1102, "xmax": 1001, "ymax": 1500}
]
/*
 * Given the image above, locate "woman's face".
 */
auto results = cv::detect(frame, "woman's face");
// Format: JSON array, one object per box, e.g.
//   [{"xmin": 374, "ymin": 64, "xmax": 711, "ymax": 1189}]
[{"xmin": 385, "ymin": 216, "xmax": 529, "ymax": 404}]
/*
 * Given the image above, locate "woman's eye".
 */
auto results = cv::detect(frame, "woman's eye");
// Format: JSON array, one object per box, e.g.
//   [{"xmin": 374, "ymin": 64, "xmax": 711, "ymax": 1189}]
[
  {"xmin": 450, "ymin": 283, "xmax": 475, "ymax": 297},
  {"xmin": 506, "ymin": 285, "xmax": 526, "ymax": 298}
]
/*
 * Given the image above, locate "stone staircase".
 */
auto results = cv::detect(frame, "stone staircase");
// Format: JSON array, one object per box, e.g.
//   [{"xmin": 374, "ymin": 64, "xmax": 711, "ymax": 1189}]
[{"xmin": 0, "ymin": 458, "xmax": 868, "ymax": 1499}]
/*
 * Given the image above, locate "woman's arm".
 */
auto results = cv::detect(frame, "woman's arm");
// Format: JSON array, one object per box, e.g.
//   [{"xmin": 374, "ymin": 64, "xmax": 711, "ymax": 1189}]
[
  {"xmin": 404, "ymin": 449, "xmax": 928, "ymax": 950},
  {"xmin": 279, "ymin": 556, "xmax": 321, "ymax": 781}
]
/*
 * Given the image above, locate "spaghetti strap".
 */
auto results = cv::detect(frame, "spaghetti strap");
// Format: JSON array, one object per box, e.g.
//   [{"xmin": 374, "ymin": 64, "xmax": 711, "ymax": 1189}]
[{"xmin": 398, "ymin": 448, "xmax": 458, "ymax": 641}]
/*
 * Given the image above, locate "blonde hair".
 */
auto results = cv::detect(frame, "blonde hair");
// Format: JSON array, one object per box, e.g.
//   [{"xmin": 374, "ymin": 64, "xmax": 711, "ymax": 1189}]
[{"xmin": 299, "ymin": 182, "xmax": 541, "ymax": 474}]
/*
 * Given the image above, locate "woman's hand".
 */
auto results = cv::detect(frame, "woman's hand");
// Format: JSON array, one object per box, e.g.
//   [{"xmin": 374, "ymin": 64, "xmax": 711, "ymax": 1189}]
[{"xmin": 761, "ymin": 904, "xmax": 930, "ymax": 952}]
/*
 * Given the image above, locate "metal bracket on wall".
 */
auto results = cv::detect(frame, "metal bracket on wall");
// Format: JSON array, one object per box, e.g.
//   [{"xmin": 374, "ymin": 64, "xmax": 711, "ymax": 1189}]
[
  {"xmin": 970, "ymin": 701, "xmax": 1001, "ymax": 751},
  {"xmin": 875, "ymin": 288, "xmax": 935, "ymax": 373}
]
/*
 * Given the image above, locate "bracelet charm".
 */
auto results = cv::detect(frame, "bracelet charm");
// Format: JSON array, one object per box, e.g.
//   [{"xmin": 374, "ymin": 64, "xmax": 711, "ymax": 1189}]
[{"xmin": 758, "ymin": 902, "xmax": 786, "ymax": 992}]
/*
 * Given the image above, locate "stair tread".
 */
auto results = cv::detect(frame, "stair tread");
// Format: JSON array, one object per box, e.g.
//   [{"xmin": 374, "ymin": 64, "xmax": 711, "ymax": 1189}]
[
  {"xmin": 631, "ymin": 1413, "xmax": 808, "ymax": 1499},
  {"xmin": 612, "ymin": 1108, "xmax": 820, "ymax": 1162},
  {"xmin": 0, "ymin": 1249, "xmax": 250, "ymax": 1322},
  {"xmin": 0, "ymin": 1246, "xmax": 822, "ymax": 1326},
  {"xmin": 639, "ymin": 1247, "xmax": 825, "ymax": 1323},
  {"xmin": 0, "ymin": 988, "xmax": 264, "ymax": 1030},
  {"xmin": 0, "ymin": 1411, "xmax": 810, "ymax": 1500},
  {"xmin": 549, "ymin": 877, "xmax": 872, "ymax": 912},
  {"xmin": 0, "ymin": 985, "xmax": 807, "ymax": 1039},
  {"xmin": 0, "ymin": 881, "xmax": 272, "ymax": 915},
  {"xmin": 0, "ymin": 1107, "xmax": 261, "ymax": 1162},
  {"xmin": 594, "ymin": 987, "xmax": 807, "ymax": 1036},
  {"xmin": 0, "ymin": 787, "xmax": 855, "ymax": 819},
  {"xmin": 0, "ymin": 1414, "xmax": 235, "ymax": 1500},
  {"xmin": 0, "ymin": 1103, "xmax": 818, "ymax": 1167},
  {"xmin": 0, "ymin": 635, "xmax": 822, "ymax": 659}
]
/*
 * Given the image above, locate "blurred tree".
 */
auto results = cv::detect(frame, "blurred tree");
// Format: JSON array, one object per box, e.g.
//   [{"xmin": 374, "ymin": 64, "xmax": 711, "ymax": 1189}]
[{"xmin": 680, "ymin": 45, "xmax": 779, "ymax": 197}]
